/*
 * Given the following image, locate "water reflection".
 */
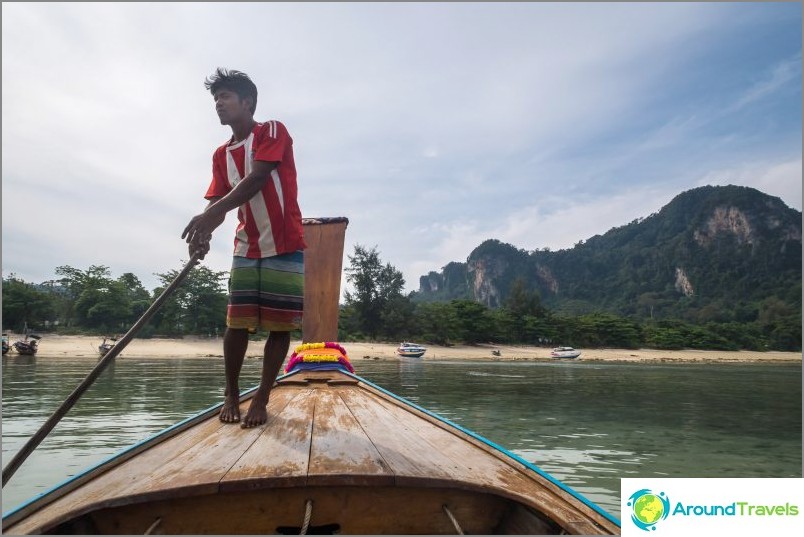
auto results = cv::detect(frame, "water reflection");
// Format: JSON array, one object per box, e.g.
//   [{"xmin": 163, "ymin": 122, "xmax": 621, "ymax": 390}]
[{"xmin": 398, "ymin": 357, "xmax": 424, "ymax": 398}]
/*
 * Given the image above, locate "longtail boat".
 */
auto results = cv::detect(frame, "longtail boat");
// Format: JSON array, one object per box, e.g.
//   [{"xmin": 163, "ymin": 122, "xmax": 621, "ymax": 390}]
[{"xmin": 2, "ymin": 218, "xmax": 620, "ymax": 535}]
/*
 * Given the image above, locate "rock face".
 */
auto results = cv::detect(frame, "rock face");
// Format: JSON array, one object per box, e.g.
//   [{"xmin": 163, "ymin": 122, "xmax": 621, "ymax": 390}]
[
  {"xmin": 674, "ymin": 267, "xmax": 694, "ymax": 297},
  {"xmin": 419, "ymin": 272, "xmax": 442, "ymax": 293},
  {"xmin": 416, "ymin": 185, "xmax": 802, "ymax": 320},
  {"xmin": 467, "ymin": 256, "xmax": 506, "ymax": 308},
  {"xmin": 535, "ymin": 264, "xmax": 559, "ymax": 294},
  {"xmin": 694, "ymin": 207, "xmax": 755, "ymax": 247}
]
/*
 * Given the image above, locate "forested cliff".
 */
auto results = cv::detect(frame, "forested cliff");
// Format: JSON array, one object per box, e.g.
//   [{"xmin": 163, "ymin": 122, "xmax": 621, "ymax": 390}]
[{"xmin": 418, "ymin": 185, "xmax": 801, "ymax": 326}]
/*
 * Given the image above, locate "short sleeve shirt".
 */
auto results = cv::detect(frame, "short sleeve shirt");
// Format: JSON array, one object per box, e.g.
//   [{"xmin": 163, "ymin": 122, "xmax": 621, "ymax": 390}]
[{"xmin": 205, "ymin": 120, "xmax": 306, "ymax": 258}]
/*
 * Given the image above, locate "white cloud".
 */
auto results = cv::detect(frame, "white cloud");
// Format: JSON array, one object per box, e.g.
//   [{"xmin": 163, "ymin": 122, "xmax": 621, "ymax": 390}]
[
  {"xmin": 491, "ymin": 186, "xmax": 678, "ymax": 254},
  {"xmin": 697, "ymin": 159, "xmax": 803, "ymax": 210}
]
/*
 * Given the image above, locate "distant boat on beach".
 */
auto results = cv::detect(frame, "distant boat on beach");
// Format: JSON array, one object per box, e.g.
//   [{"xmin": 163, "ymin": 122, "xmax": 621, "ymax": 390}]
[
  {"xmin": 12, "ymin": 334, "xmax": 41, "ymax": 356},
  {"xmin": 98, "ymin": 337, "xmax": 116, "ymax": 357},
  {"xmin": 396, "ymin": 341, "xmax": 427, "ymax": 358},
  {"xmin": 551, "ymin": 346, "xmax": 581, "ymax": 359}
]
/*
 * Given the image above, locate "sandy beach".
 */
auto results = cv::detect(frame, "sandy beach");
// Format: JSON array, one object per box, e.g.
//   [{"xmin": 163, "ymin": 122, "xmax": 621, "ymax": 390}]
[{"xmin": 3, "ymin": 334, "xmax": 800, "ymax": 364}]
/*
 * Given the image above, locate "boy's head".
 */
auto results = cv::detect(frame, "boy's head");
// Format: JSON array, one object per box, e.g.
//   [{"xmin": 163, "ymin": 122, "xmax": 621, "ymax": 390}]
[{"xmin": 204, "ymin": 68, "xmax": 258, "ymax": 115}]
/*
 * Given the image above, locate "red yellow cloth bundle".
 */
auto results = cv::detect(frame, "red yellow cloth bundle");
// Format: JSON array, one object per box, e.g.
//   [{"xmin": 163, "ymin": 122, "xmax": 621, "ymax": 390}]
[{"xmin": 284, "ymin": 342, "xmax": 355, "ymax": 373}]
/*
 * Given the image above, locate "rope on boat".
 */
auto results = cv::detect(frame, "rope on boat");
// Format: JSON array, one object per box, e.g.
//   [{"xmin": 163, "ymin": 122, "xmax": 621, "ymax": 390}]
[
  {"xmin": 442, "ymin": 504, "xmax": 464, "ymax": 535},
  {"xmin": 300, "ymin": 499, "xmax": 313, "ymax": 535},
  {"xmin": 144, "ymin": 517, "xmax": 162, "ymax": 535}
]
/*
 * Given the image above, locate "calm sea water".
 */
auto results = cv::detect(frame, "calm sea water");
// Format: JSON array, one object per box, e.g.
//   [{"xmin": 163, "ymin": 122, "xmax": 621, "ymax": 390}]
[{"xmin": 2, "ymin": 354, "xmax": 801, "ymax": 520}]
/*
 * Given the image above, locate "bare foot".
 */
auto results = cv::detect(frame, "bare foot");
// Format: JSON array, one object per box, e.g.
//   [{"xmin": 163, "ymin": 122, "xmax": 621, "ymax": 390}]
[
  {"xmin": 219, "ymin": 395, "xmax": 241, "ymax": 423},
  {"xmin": 241, "ymin": 390, "xmax": 269, "ymax": 428}
]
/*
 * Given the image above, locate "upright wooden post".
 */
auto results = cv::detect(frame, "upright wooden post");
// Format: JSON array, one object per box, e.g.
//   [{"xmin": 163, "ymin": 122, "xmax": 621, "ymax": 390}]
[{"xmin": 301, "ymin": 217, "xmax": 349, "ymax": 343}]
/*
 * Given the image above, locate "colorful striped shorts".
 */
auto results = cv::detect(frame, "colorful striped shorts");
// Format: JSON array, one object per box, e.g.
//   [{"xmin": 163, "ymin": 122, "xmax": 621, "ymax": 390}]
[{"xmin": 227, "ymin": 251, "xmax": 304, "ymax": 332}]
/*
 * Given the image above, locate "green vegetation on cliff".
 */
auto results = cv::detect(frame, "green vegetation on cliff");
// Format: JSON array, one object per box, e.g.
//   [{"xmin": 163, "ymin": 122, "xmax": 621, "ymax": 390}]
[{"xmin": 415, "ymin": 185, "xmax": 801, "ymax": 351}]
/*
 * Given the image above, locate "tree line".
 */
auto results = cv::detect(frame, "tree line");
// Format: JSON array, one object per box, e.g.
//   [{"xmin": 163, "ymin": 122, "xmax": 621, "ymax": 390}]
[
  {"xmin": 2, "ymin": 246, "xmax": 800, "ymax": 351},
  {"xmin": 2, "ymin": 263, "xmax": 227, "ymax": 338}
]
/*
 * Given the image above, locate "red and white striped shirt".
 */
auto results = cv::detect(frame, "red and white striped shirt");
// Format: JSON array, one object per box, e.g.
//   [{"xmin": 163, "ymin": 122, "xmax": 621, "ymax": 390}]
[{"xmin": 205, "ymin": 120, "xmax": 306, "ymax": 258}]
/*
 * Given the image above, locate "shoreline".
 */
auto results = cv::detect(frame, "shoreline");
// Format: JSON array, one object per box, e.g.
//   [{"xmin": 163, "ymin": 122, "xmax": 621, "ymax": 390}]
[{"xmin": 2, "ymin": 334, "xmax": 801, "ymax": 364}]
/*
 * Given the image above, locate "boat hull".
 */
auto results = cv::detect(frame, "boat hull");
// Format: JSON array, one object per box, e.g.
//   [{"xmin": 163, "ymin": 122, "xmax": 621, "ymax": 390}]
[
  {"xmin": 12, "ymin": 344, "xmax": 37, "ymax": 356},
  {"xmin": 2, "ymin": 369, "xmax": 619, "ymax": 535},
  {"xmin": 551, "ymin": 352, "xmax": 581, "ymax": 359},
  {"xmin": 397, "ymin": 350, "xmax": 425, "ymax": 358}
]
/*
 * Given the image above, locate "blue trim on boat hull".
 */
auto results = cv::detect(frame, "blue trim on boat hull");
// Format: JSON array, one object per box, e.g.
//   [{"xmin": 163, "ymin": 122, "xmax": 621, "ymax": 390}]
[
  {"xmin": 2, "ymin": 380, "xmax": 264, "ymax": 521},
  {"xmin": 343, "ymin": 370, "xmax": 622, "ymax": 528}
]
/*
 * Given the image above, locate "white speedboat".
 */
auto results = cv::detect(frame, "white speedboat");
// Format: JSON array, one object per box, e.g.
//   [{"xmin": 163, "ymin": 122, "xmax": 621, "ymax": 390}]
[
  {"xmin": 551, "ymin": 346, "xmax": 581, "ymax": 359},
  {"xmin": 397, "ymin": 342, "xmax": 427, "ymax": 358}
]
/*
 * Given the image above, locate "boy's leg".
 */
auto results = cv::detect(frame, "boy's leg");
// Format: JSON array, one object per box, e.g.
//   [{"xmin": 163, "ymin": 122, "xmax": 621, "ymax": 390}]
[
  {"xmin": 221, "ymin": 256, "xmax": 261, "ymax": 423},
  {"xmin": 220, "ymin": 327, "xmax": 249, "ymax": 422},
  {"xmin": 241, "ymin": 251, "xmax": 303, "ymax": 428},
  {"xmin": 242, "ymin": 331, "xmax": 290, "ymax": 428}
]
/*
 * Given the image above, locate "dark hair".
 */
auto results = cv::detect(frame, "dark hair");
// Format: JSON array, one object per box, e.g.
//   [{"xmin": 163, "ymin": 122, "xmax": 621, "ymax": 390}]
[{"xmin": 204, "ymin": 67, "xmax": 258, "ymax": 115}]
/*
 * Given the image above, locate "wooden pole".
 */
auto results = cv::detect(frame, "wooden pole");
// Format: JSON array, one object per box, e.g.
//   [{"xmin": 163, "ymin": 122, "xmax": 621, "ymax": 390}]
[
  {"xmin": 301, "ymin": 217, "xmax": 349, "ymax": 343},
  {"xmin": 2, "ymin": 252, "xmax": 202, "ymax": 487}
]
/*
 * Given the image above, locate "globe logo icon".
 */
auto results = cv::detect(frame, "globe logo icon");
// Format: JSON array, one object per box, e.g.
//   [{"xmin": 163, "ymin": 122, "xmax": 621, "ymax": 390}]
[{"xmin": 627, "ymin": 489, "xmax": 670, "ymax": 531}]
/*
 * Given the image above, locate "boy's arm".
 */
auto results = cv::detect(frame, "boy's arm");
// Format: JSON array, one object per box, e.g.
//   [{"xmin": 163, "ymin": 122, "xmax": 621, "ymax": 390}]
[
  {"xmin": 187, "ymin": 197, "xmax": 222, "ymax": 260},
  {"xmin": 182, "ymin": 160, "xmax": 278, "ymax": 251}
]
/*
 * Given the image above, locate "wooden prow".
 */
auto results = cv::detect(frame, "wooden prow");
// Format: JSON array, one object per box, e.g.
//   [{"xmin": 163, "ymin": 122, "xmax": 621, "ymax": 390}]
[{"xmin": 301, "ymin": 217, "xmax": 349, "ymax": 343}]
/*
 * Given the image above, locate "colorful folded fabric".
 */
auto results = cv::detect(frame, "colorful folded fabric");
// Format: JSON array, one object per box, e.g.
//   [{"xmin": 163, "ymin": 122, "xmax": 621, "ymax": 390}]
[{"xmin": 285, "ymin": 342, "xmax": 355, "ymax": 373}]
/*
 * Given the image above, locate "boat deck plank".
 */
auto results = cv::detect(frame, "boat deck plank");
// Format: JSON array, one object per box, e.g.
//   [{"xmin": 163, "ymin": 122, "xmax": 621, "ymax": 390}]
[
  {"xmin": 335, "ymin": 387, "xmax": 465, "ymax": 485},
  {"xmin": 220, "ymin": 388, "xmax": 315, "ymax": 490},
  {"xmin": 138, "ymin": 387, "xmax": 304, "ymax": 494},
  {"xmin": 307, "ymin": 388, "xmax": 394, "ymax": 486}
]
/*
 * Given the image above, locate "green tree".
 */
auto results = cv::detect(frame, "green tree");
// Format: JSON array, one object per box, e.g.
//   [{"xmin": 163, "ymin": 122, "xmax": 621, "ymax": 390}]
[
  {"xmin": 414, "ymin": 302, "xmax": 459, "ymax": 345},
  {"xmin": 344, "ymin": 245, "xmax": 405, "ymax": 339},
  {"xmin": 118, "ymin": 272, "xmax": 152, "ymax": 322},
  {"xmin": 152, "ymin": 263, "xmax": 228, "ymax": 336},
  {"xmin": 576, "ymin": 313, "xmax": 642, "ymax": 348},
  {"xmin": 764, "ymin": 315, "xmax": 802, "ymax": 352},
  {"xmin": 52, "ymin": 265, "xmax": 134, "ymax": 330},
  {"xmin": 450, "ymin": 299, "xmax": 494, "ymax": 344},
  {"xmin": 504, "ymin": 278, "xmax": 544, "ymax": 317},
  {"xmin": 502, "ymin": 278, "xmax": 546, "ymax": 342},
  {"xmin": 1, "ymin": 275, "xmax": 55, "ymax": 331},
  {"xmin": 74, "ymin": 280, "xmax": 132, "ymax": 330},
  {"xmin": 380, "ymin": 295, "xmax": 416, "ymax": 340}
]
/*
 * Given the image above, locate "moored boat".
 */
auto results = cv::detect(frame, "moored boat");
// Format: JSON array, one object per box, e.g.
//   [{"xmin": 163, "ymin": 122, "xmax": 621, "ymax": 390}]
[
  {"xmin": 12, "ymin": 335, "xmax": 40, "ymax": 356},
  {"xmin": 550, "ymin": 346, "xmax": 581, "ymax": 359},
  {"xmin": 396, "ymin": 341, "xmax": 426, "ymax": 358},
  {"xmin": 98, "ymin": 337, "xmax": 116, "ymax": 357},
  {"xmin": 2, "ymin": 334, "xmax": 9, "ymax": 355}
]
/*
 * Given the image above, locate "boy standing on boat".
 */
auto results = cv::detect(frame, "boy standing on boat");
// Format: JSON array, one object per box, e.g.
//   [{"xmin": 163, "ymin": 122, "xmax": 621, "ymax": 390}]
[{"xmin": 182, "ymin": 68, "xmax": 305, "ymax": 428}]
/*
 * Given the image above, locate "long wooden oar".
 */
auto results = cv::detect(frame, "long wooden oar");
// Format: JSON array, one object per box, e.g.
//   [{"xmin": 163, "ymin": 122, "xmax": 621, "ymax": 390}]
[{"xmin": 2, "ymin": 252, "xmax": 202, "ymax": 487}]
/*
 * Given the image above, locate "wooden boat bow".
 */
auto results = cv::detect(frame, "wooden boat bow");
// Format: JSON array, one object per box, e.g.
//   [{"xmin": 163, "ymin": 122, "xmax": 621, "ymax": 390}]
[{"xmin": 3, "ymin": 368, "xmax": 619, "ymax": 535}]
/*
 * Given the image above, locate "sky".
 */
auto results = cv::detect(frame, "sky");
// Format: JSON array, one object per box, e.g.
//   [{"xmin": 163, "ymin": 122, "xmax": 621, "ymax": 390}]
[{"xmin": 2, "ymin": 2, "xmax": 801, "ymax": 297}]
